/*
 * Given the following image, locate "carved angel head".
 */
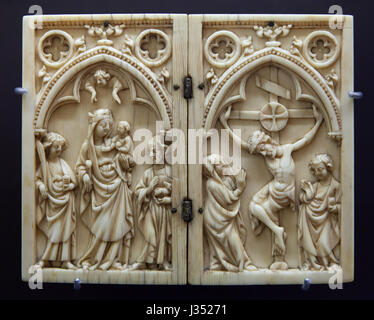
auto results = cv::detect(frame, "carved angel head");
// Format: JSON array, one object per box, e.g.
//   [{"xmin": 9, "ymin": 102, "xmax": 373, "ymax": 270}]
[{"xmin": 93, "ymin": 69, "xmax": 111, "ymax": 87}]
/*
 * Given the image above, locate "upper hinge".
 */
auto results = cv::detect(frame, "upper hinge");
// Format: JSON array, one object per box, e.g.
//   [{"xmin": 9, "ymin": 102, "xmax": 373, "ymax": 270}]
[
  {"xmin": 183, "ymin": 76, "xmax": 193, "ymax": 99},
  {"xmin": 182, "ymin": 198, "xmax": 193, "ymax": 223}
]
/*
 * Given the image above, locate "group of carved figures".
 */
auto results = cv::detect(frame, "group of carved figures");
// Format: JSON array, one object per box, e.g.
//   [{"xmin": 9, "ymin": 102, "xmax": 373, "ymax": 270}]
[
  {"xmin": 35, "ymin": 108, "xmax": 172, "ymax": 271},
  {"xmin": 203, "ymin": 107, "xmax": 341, "ymax": 272},
  {"xmin": 35, "ymin": 106, "xmax": 341, "ymax": 274}
]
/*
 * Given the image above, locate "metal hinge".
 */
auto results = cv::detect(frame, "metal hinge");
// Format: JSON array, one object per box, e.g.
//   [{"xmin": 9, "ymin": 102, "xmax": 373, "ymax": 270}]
[
  {"xmin": 183, "ymin": 76, "xmax": 193, "ymax": 99},
  {"xmin": 182, "ymin": 198, "xmax": 193, "ymax": 223}
]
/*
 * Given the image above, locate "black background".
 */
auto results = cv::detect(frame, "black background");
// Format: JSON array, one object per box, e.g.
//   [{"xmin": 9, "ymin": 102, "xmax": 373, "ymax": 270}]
[{"xmin": 0, "ymin": 0, "xmax": 373, "ymax": 303}]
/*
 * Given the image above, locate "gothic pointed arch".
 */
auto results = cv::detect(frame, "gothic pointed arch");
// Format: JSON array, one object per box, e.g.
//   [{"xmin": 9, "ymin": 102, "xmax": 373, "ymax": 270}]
[{"xmin": 203, "ymin": 47, "xmax": 341, "ymax": 139}]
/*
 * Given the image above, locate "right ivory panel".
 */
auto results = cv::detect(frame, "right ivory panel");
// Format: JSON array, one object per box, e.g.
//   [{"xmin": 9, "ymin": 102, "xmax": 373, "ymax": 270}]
[{"xmin": 188, "ymin": 14, "xmax": 354, "ymax": 285}]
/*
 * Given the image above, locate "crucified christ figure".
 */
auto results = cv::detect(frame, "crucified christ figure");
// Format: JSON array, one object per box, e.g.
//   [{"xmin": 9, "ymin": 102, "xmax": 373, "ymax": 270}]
[{"xmin": 220, "ymin": 105, "xmax": 323, "ymax": 270}]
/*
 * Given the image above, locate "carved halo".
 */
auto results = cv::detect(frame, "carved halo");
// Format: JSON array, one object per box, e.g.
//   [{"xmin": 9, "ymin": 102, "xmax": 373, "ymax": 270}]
[
  {"xmin": 204, "ymin": 30, "xmax": 241, "ymax": 68},
  {"xmin": 260, "ymin": 102, "xmax": 289, "ymax": 132},
  {"xmin": 135, "ymin": 29, "xmax": 171, "ymax": 68},
  {"xmin": 302, "ymin": 31, "xmax": 340, "ymax": 69},
  {"xmin": 38, "ymin": 30, "xmax": 74, "ymax": 68}
]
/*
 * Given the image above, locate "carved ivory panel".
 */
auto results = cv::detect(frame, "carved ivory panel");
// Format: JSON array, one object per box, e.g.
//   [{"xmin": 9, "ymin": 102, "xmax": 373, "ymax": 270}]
[
  {"xmin": 22, "ymin": 14, "xmax": 354, "ymax": 286},
  {"xmin": 188, "ymin": 15, "xmax": 354, "ymax": 285},
  {"xmin": 22, "ymin": 14, "xmax": 188, "ymax": 284}
]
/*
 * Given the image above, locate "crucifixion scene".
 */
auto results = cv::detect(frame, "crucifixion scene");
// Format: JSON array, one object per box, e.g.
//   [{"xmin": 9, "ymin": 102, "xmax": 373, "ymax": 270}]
[{"xmin": 204, "ymin": 65, "xmax": 341, "ymax": 271}]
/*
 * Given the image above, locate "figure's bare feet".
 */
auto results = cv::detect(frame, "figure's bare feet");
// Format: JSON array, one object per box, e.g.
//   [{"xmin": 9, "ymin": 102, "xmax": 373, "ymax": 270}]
[
  {"xmin": 81, "ymin": 262, "xmax": 91, "ymax": 271},
  {"xmin": 269, "ymin": 261, "xmax": 288, "ymax": 270},
  {"xmin": 310, "ymin": 256, "xmax": 323, "ymax": 270},
  {"xmin": 61, "ymin": 261, "xmax": 78, "ymax": 270},
  {"xmin": 245, "ymin": 264, "xmax": 257, "ymax": 271},
  {"xmin": 162, "ymin": 262, "xmax": 172, "ymax": 271},
  {"xmin": 302, "ymin": 262, "xmax": 311, "ymax": 271},
  {"xmin": 98, "ymin": 261, "xmax": 112, "ymax": 270},
  {"xmin": 128, "ymin": 262, "xmax": 147, "ymax": 270},
  {"xmin": 110, "ymin": 262, "xmax": 123, "ymax": 270},
  {"xmin": 31, "ymin": 261, "xmax": 45, "ymax": 272},
  {"xmin": 209, "ymin": 264, "xmax": 222, "ymax": 271}
]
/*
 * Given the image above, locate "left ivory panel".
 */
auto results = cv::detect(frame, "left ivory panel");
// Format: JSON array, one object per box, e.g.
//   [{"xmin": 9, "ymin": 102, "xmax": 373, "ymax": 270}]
[{"xmin": 22, "ymin": 14, "xmax": 188, "ymax": 284}]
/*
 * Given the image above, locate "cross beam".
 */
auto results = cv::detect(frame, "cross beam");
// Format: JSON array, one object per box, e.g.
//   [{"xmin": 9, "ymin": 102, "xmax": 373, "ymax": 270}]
[{"xmin": 228, "ymin": 109, "xmax": 314, "ymax": 120}]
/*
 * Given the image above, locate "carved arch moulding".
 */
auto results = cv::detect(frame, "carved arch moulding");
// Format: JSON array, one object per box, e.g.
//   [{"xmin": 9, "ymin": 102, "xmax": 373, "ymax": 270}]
[{"xmin": 22, "ymin": 14, "xmax": 354, "ymax": 286}]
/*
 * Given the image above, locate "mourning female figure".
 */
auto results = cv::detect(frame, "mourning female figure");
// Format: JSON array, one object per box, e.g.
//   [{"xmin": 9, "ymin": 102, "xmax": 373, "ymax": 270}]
[
  {"xmin": 35, "ymin": 131, "xmax": 77, "ymax": 269},
  {"xmin": 76, "ymin": 108, "xmax": 134, "ymax": 270},
  {"xmin": 203, "ymin": 154, "xmax": 257, "ymax": 272},
  {"xmin": 299, "ymin": 154, "xmax": 341, "ymax": 270}
]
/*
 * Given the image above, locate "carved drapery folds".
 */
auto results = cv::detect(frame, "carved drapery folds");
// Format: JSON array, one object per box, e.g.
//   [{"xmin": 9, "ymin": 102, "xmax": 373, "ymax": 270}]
[
  {"xmin": 24, "ymin": 15, "xmax": 352, "ymax": 284},
  {"xmin": 33, "ymin": 22, "xmax": 175, "ymax": 272},
  {"xmin": 201, "ymin": 21, "xmax": 344, "ymax": 274}
]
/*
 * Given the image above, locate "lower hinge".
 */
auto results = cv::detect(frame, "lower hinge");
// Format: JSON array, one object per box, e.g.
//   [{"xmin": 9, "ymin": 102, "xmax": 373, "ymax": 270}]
[{"xmin": 183, "ymin": 76, "xmax": 193, "ymax": 99}]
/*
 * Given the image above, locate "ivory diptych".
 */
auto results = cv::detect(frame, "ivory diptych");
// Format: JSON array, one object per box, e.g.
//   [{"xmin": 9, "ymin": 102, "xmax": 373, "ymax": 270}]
[{"xmin": 22, "ymin": 14, "xmax": 354, "ymax": 285}]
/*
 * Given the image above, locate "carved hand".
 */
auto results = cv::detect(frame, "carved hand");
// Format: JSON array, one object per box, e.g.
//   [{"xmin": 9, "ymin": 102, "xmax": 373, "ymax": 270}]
[
  {"xmin": 328, "ymin": 197, "xmax": 338, "ymax": 213},
  {"xmin": 164, "ymin": 181, "xmax": 172, "ymax": 190},
  {"xmin": 63, "ymin": 183, "xmax": 75, "ymax": 192},
  {"xmin": 83, "ymin": 174, "xmax": 92, "ymax": 193},
  {"xmin": 158, "ymin": 197, "xmax": 171, "ymax": 205},
  {"xmin": 300, "ymin": 180, "xmax": 314, "ymax": 201},
  {"xmin": 148, "ymin": 176, "xmax": 159, "ymax": 193},
  {"xmin": 236, "ymin": 169, "xmax": 247, "ymax": 191},
  {"xmin": 39, "ymin": 183, "xmax": 48, "ymax": 200}
]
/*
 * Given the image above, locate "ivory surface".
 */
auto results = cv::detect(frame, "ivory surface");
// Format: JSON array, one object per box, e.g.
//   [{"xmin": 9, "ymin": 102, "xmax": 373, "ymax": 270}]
[
  {"xmin": 188, "ymin": 14, "xmax": 353, "ymax": 285},
  {"xmin": 22, "ymin": 14, "xmax": 354, "ymax": 285},
  {"xmin": 22, "ymin": 14, "xmax": 188, "ymax": 285}
]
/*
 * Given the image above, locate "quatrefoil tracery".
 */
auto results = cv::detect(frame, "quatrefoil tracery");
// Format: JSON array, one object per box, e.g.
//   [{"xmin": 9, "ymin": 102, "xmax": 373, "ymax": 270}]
[
  {"xmin": 38, "ymin": 30, "xmax": 74, "ymax": 68},
  {"xmin": 204, "ymin": 31, "xmax": 241, "ymax": 68},
  {"xmin": 303, "ymin": 31, "xmax": 340, "ymax": 69},
  {"xmin": 135, "ymin": 29, "xmax": 171, "ymax": 68}
]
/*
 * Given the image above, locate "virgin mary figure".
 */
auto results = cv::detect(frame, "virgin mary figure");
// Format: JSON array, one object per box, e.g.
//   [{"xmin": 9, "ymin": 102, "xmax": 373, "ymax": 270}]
[
  {"xmin": 203, "ymin": 154, "xmax": 257, "ymax": 272},
  {"xmin": 76, "ymin": 108, "xmax": 134, "ymax": 270}
]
